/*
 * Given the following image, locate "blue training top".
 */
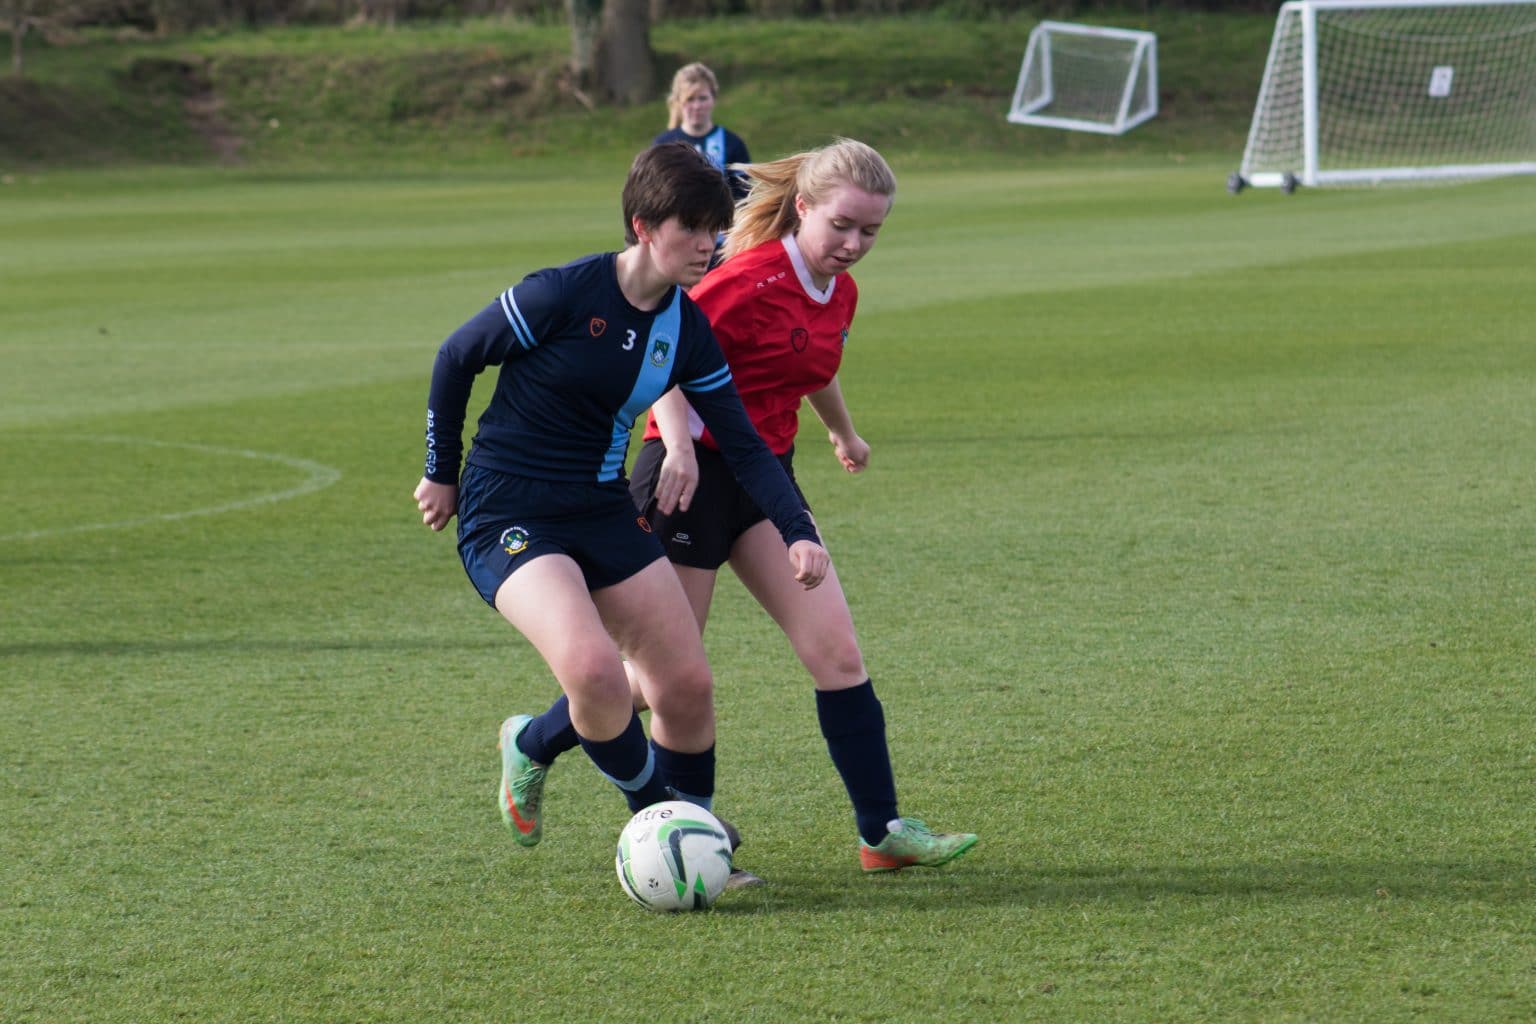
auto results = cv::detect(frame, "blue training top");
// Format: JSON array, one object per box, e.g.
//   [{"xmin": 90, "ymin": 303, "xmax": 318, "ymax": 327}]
[
  {"xmin": 423, "ymin": 252, "xmax": 817, "ymax": 547},
  {"xmin": 653, "ymin": 126, "xmax": 751, "ymax": 200}
]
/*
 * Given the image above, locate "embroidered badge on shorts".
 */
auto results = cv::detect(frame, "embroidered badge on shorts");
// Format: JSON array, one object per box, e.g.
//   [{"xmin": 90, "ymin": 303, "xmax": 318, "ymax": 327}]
[{"xmin": 500, "ymin": 526, "xmax": 531, "ymax": 555}]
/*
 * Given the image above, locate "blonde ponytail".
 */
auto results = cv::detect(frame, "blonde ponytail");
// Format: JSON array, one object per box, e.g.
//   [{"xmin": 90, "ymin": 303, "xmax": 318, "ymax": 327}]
[{"xmin": 721, "ymin": 138, "xmax": 895, "ymax": 262}]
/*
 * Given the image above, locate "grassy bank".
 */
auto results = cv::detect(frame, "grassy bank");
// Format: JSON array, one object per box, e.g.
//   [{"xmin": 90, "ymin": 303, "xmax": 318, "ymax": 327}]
[{"xmin": 1, "ymin": 11, "xmax": 1274, "ymax": 172}]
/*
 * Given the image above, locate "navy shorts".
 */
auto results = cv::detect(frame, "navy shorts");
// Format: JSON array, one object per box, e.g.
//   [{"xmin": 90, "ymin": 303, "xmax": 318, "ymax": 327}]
[
  {"xmin": 628, "ymin": 438, "xmax": 810, "ymax": 571},
  {"xmin": 456, "ymin": 463, "xmax": 665, "ymax": 607}
]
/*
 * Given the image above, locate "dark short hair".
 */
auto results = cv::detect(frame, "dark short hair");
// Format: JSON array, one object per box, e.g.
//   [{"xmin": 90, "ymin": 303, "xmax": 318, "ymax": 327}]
[{"xmin": 621, "ymin": 142, "xmax": 735, "ymax": 246}]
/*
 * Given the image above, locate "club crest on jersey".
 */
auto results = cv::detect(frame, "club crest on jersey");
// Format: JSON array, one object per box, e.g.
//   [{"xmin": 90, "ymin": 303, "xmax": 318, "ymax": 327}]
[
  {"xmin": 499, "ymin": 526, "xmax": 531, "ymax": 555},
  {"xmin": 649, "ymin": 336, "xmax": 672, "ymax": 367},
  {"xmin": 790, "ymin": 327, "xmax": 809, "ymax": 353},
  {"xmin": 589, "ymin": 317, "xmax": 607, "ymax": 337},
  {"xmin": 636, "ymin": 515, "xmax": 652, "ymax": 533}
]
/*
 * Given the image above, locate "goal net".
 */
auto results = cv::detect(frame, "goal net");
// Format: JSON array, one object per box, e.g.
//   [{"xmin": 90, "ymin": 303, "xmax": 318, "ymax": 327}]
[
  {"xmin": 1234, "ymin": 0, "xmax": 1536, "ymax": 190},
  {"xmin": 1008, "ymin": 21, "xmax": 1158, "ymax": 136}
]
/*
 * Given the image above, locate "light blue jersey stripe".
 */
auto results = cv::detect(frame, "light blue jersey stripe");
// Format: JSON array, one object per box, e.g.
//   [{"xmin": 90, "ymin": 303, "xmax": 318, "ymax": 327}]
[
  {"xmin": 599, "ymin": 289, "xmax": 682, "ymax": 481},
  {"xmin": 682, "ymin": 365, "xmax": 732, "ymax": 393},
  {"xmin": 498, "ymin": 289, "xmax": 537, "ymax": 350},
  {"xmin": 703, "ymin": 126, "xmax": 727, "ymax": 171}
]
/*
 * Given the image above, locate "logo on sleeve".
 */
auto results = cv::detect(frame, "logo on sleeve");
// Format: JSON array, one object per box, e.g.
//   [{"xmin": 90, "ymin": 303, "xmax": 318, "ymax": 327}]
[
  {"xmin": 589, "ymin": 317, "xmax": 607, "ymax": 337},
  {"xmin": 499, "ymin": 526, "xmax": 531, "ymax": 555},
  {"xmin": 649, "ymin": 335, "xmax": 673, "ymax": 367}
]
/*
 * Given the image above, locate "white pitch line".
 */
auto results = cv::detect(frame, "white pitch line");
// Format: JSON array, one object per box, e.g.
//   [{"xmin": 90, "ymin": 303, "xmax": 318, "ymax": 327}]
[{"xmin": 1, "ymin": 435, "xmax": 343, "ymax": 542}]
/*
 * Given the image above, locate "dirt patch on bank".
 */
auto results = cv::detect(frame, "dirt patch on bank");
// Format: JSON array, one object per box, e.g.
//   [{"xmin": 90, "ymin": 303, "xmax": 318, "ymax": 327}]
[{"xmin": 123, "ymin": 57, "xmax": 244, "ymax": 164}]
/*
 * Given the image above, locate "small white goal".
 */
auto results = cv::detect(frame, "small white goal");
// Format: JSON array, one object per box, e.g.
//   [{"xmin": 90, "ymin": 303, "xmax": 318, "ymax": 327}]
[
  {"xmin": 1231, "ymin": 0, "xmax": 1536, "ymax": 192},
  {"xmin": 1007, "ymin": 21, "xmax": 1159, "ymax": 136}
]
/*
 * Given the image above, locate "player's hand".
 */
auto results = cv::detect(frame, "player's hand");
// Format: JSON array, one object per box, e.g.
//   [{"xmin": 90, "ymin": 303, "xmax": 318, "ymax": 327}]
[
  {"xmin": 830, "ymin": 430, "xmax": 870, "ymax": 474},
  {"xmin": 654, "ymin": 446, "xmax": 700, "ymax": 514},
  {"xmin": 787, "ymin": 539, "xmax": 830, "ymax": 590},
  {"xmin": 414, "ymin": 477, "xmax": 458, "ymax": 532}
]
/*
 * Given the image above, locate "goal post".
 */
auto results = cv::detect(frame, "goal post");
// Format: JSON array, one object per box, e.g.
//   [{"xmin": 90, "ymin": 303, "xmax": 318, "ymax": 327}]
[
  {"xmin": 1232, "ymin": 0, "xmax": 1536, "ymax": 191},
  {"xmin": 1007, "ymin": 21, "xmax": 1158, "ymax": 136}
]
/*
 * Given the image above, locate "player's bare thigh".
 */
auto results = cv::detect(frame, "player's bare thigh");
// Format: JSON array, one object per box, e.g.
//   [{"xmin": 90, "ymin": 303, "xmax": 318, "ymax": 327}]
[
  {"xmin": 728, "ymin": 519, "xmax": 867, "ymax": 690},
  {"xmin": 594, "ymin": 555, "xmax": 716, "ymax": 751},
  {"xmin": 493, "ymin": 553, "xmax": 631, "ymax": 739}
]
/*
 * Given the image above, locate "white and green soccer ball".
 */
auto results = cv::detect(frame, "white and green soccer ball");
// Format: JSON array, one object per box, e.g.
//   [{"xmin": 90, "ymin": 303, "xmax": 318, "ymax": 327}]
[{"xmin": 615, "ymin": 800, "xmax": 733, "ymax": 912}]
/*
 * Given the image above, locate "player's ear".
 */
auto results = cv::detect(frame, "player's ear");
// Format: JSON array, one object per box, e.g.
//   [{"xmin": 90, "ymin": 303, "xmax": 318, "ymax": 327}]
[{"xmin": 631, "ymin": 216, "xmax": 653, "ymax": 244}]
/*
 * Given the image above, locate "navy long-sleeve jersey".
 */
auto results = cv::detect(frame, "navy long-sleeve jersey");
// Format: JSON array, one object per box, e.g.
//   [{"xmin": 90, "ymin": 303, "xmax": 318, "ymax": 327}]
[{"xmin": 423, "ymin": 252, "xmax": 818, "ymax": 549}]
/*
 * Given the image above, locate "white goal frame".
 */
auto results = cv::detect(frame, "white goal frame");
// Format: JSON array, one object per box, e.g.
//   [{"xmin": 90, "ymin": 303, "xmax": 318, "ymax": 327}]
[
  {"xmin": 1008, "ymin": 21, "xmax": 1159, "ymax": 136},
  {"xmin": 1234, "ymin": 0, "xmax": 1536, "ymax": 191}
]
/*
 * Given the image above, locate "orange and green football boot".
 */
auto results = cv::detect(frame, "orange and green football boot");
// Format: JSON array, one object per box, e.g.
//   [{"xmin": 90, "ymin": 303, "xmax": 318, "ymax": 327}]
[
  {"xmin": 859, "ymin": 818, "xmax": 977, "ymax": 873},
  {"xmin": 498, "ymin": 714, "xmax": 548, "ymax": 847}
]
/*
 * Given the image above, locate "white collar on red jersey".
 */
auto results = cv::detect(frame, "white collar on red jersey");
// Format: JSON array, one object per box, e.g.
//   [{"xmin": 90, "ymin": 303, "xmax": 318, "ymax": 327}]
[{"xmin": 780, "ymin": 233, "xmax": 836, "ymax": 306}]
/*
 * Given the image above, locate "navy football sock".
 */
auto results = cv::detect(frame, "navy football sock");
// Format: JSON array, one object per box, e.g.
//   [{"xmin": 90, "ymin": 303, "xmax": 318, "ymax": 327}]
[
  {"xmin": 578, "ymin": 713, "xmax": 672, "ymax": 812},
  {"xmin": 517, "ymin": 694, "xmax": 580, "ymax": 766},
  {"xmin": 652, "ymin": 741, "xmax": 715, "ymax": 811},
  {"xmin": 816, "ymin": 680, "xmax": 900, "ymax": 846}
]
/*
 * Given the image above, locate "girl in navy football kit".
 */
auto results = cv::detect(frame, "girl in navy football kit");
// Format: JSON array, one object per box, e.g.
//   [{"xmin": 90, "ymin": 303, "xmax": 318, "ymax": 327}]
[
  {"xmin": 653, "ymin": 63, "xmax": 751, "ymax": 201},
  {"xmin": 413, "ymin": 143, "xmax": 828, "ymax": 843},
  {"xmin": 507, "ymin": 139, "xmax": 976, "ymax": 875}
]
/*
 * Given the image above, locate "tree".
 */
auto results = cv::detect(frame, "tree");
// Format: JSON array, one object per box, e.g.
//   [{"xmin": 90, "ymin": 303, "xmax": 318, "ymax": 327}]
[
  {"xmin": 4, "ymin": 0, "xmax": 84, "ymax": 77},
  {"xmin": 564, "ymin": 0, "xmax": 654, "ymax": 107},
  {"xmin": 596, "ymin": 0, "xmax": 652, "ymax": 106},
  {"xmin": 148, "ymin": 0, "xmax": 194, "ymax": 36},
  {"xmin": 564, "ymin": 0, "xmax": 600, "ymax": 89},
  {"xmin": 5, "ymin": 4, "xmax": 21, "ymax": 75},
  {"xmin": 353, "ymin": 0, "xmax": 398, "ymax": 28}
]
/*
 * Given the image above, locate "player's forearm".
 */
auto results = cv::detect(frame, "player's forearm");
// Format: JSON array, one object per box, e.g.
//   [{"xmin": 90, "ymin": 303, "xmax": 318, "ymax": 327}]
[
  {"xmin": 651, "ymin": 387, "xmax": 695, "ymax": 452},
  {"xmin": 806, "ymin": 377, "xmax": 856, "ymax": 439}
]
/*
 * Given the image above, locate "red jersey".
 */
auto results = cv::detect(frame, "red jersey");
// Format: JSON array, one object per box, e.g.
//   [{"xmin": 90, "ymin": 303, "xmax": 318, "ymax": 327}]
[{"xmin": 644, "ymin": 235, "xmax": 858, "ymax": 455}]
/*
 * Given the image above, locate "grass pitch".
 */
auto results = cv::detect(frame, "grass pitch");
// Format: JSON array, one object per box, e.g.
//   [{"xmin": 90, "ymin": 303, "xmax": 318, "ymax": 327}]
[{"xmin": 3, "ymin": 159, "xmax": 1534, "ymax": 1023}]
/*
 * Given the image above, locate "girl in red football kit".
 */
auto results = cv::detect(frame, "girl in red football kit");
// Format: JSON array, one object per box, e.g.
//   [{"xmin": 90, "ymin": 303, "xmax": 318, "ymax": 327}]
[
  {"xmin": 501, "ymin": 139, "xmax": 976, "ymax": 877},
  {"xmin": 634, "ymin": 138, "xmax": 977, "ymax": 873}
]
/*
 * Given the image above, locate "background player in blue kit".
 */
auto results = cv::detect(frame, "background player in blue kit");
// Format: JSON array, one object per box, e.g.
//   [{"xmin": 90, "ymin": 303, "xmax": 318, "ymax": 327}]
[
  {"xmin": 654, "ymin": 62, "xmax": 751, "ymax": 201},
  {"xmin": 412, "ymin": 143, "xmax": 829, "ymax": 845},
  {"xmin": 653, "ymin": 62, "xmax": 749, "ymax": 267}
]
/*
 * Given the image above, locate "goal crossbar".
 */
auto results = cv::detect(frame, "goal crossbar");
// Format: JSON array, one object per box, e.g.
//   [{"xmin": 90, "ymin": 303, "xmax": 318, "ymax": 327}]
[{"xmin": 1234, "ymin": 0, "xmax": 1536, "ymax": 190}]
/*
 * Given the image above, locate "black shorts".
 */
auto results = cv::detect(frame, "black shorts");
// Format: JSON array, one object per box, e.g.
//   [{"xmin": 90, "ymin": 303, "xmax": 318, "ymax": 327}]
[
  {"xmin": 457, "ymin": 463, "xmax": 664, "ymax": 606},
  {"xmin": 628, "ymin": 438, "xmax": 810, "ymax": 571}
]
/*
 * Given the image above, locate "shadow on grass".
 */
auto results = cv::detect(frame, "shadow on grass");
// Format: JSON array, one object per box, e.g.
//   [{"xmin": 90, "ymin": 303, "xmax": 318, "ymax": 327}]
[
  {"xmin": 716, "ymin": 859, "xmax": 1536, "ymax": 915},
  {"xmin": 0, "ymin": 635, "xmax": 508, "ymax": 659}
]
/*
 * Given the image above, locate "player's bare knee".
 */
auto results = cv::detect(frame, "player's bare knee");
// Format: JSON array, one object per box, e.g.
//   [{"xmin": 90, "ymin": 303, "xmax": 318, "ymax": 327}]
[
  {"xmin": 800, "ymin": 633, "xmax": 865, "ymax": 683},
  {"xmin": 553, "ymin": 649, "xmax": 630, "ymax": 706},
  {"xmin": 646, "ymin": 661, "xmax": 714, "ymax": 720}
]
